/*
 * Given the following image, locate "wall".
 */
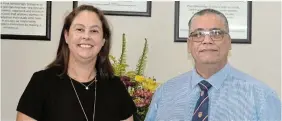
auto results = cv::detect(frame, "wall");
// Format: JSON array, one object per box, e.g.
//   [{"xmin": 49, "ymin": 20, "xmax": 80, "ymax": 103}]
[{"xmin": 1, "ymin": 1, "xmax": 281, "ymax": 120}]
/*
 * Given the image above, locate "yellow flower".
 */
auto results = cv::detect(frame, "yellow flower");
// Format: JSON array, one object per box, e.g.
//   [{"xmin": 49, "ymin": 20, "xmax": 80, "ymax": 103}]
[
  {"xmin": 141, "ymin": 79, "xmax": 159, "ymax": 92},
  {"xmin": 147, "ymin": 85, "xmax": 155, "ymax": 91},
  {"xmin": 151, "ymin": 84, "xmax": 159, "ymax": 91},
  {"xmin": 134, "ymin": 98, "xmax": 141, "ymax": 103},
  {"xmin": 128, "ymin": 87, "xmax": 134, "ymax": 96},
  {"xmin": 146, "ymin": 78, "xmax": 154, "ymax": 83},
  {"xmin": 135, "ymin": 75, "xmax": 145, "ymax": 82}
]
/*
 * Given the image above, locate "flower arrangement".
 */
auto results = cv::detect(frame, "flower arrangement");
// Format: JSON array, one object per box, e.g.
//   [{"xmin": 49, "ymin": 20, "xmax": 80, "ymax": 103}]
[{"xmin": 109, "ymin": 33, "xmax": 159, "ymax": 120}]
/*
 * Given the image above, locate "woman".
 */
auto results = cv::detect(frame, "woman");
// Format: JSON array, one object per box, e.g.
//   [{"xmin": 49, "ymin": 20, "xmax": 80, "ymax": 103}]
[{"xmin": 16, "ymin": 5, "xmax": 136, "ymax": 121}]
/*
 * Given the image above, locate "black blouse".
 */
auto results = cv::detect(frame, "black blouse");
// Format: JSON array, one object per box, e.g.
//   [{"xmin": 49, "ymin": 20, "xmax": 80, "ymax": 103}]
[{"xmin": 17, "ymin": 66, "xmax": 137, "ymax": 121}]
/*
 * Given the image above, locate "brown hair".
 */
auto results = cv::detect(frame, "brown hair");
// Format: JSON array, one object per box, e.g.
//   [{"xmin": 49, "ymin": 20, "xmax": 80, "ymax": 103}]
[{"xmin": 47, "ymin": 5, "xmax": 114, "ymax": 80}]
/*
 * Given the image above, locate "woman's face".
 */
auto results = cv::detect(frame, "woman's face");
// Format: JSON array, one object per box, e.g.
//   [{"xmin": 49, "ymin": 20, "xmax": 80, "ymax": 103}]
[{"xmin": 65, "ymin": 10, "xmax": 105, "ymax": 62}]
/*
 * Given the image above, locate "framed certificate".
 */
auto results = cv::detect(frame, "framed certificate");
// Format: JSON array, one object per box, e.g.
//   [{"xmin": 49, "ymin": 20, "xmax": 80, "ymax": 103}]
[
  {"xmin": 174, "ymin": 1, "xmax": 252, "ymax": 44},
  {"xmin": 73, "ymin": 1, "xmax": 151, "ymax": 17},
  {"xmin": 1, "ymin": 1, "xmax": 52, "ymax": 40}
]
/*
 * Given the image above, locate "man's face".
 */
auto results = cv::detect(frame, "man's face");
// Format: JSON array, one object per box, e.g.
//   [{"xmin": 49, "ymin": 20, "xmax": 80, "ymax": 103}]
[{"xmin": 188, "ymin": 13, "xmax": 231, "ymax": 65}]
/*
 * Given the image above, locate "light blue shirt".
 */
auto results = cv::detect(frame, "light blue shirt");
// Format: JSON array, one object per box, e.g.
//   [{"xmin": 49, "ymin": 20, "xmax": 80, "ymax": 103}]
[{"xmin": 145, "ymin": 63, "xmax": 281, "ymax": 121}]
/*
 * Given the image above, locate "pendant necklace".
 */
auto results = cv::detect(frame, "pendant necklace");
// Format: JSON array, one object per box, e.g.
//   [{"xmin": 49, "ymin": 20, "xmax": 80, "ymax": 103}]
[
  {"xmin": 69, "ymin": 77, "xmax": 97, "ymax": 121},
  {"xmin": 79, "ymin": 77, "xmax": 96, "ymax": 90}
]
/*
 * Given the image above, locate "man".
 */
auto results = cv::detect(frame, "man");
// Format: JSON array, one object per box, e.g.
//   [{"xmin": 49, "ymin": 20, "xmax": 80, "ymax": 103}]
[{"xmin": 145, "ymin": 9, "xmax": 281, "ymax": 121}]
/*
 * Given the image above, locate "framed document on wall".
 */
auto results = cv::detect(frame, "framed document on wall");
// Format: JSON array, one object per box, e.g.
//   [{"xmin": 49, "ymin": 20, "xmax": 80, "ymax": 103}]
[
  {"xmin": 1, "ymin": 1, "xmax": 52, "ymax": 40},
  {"xmin": 73, "ymin": 1, "xmax": 151, "ymax": 17},
  {"xmin": 174, "ymin": 1, "xmax": 252, "ymax": 44}
]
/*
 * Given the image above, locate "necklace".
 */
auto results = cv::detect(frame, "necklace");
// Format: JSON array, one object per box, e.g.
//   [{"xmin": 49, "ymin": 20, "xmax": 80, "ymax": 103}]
[
  {"xmin": 70, "ymin": 77, "xmax": 97, "ymax": 121},
  {"xmin": 69, "ymin": 66, "xmax": 97, "ymax": 90},
  {"xmin": 79, "ymin": 77, "xmax": 96, "ymax": 90}
]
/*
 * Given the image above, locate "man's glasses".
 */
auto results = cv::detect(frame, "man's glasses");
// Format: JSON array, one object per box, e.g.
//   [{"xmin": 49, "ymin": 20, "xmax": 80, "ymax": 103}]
[{"xmin": 188, "ymin": 29, "xmax": 229, "ymax": 42}]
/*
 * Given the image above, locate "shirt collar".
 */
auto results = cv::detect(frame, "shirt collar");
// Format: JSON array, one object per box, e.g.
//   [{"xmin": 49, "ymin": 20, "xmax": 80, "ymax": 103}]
[{"xmin": 191, "ymin": 63, "xmax": 231, "ymax": 90}]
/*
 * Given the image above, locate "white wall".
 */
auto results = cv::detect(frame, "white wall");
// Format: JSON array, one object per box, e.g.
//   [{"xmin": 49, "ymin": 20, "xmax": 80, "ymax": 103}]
[{"xmin": 2, "ymin": 1, "xmax": 281, "ymax": 120}]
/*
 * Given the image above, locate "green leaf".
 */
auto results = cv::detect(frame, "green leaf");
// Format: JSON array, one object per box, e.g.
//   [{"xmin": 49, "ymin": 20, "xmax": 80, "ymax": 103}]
[
  {"xmin": 109, "ymin": 55, "xmax": 118, "ymax": 75},
  {"xmin": 117, "ymin": 33, "xmax": 128, "ymax": 76},
  {"xmin": 135, "ymin": 38, "xmax": 148, "ymax": 75},
  {"xmin": 125, "ymin": 71, "xmax": 137, "ymax": 79}
]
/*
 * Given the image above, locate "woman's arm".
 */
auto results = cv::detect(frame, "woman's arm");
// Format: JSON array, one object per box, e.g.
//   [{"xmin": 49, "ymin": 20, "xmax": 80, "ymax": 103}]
[
  {"xmin": 121, "ymin": 115, "xmax": 133, "ymax": 121},
  {"xmin": 16, "ymin": 112, "xmax": 36, "ymax": 121}
]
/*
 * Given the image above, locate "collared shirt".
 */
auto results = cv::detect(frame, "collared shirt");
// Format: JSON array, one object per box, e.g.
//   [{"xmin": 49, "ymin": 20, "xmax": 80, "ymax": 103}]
[{"xmin": 145, "ymin": 63, "xmax": 281, "ymax": 121}]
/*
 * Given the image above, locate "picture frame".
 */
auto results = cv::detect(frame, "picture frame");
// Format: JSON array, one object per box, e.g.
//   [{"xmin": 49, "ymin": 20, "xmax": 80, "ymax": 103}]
[
  {"xmin": 174, "ymin": 1, "xmax": 252, "ymax": 44},
  {"xmin": 1, "ymin": 1, "xmax": 52, "ymax": 40},
  {"xmin": 73, "ymin": 1, "xmax": 152, "ymax": 17}
]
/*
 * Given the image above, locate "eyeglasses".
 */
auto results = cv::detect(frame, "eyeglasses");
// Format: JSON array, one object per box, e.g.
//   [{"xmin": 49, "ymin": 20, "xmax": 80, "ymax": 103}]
[{"xmin": 188, "ymin": 29, "xmax": 229, "ymax": 42}]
